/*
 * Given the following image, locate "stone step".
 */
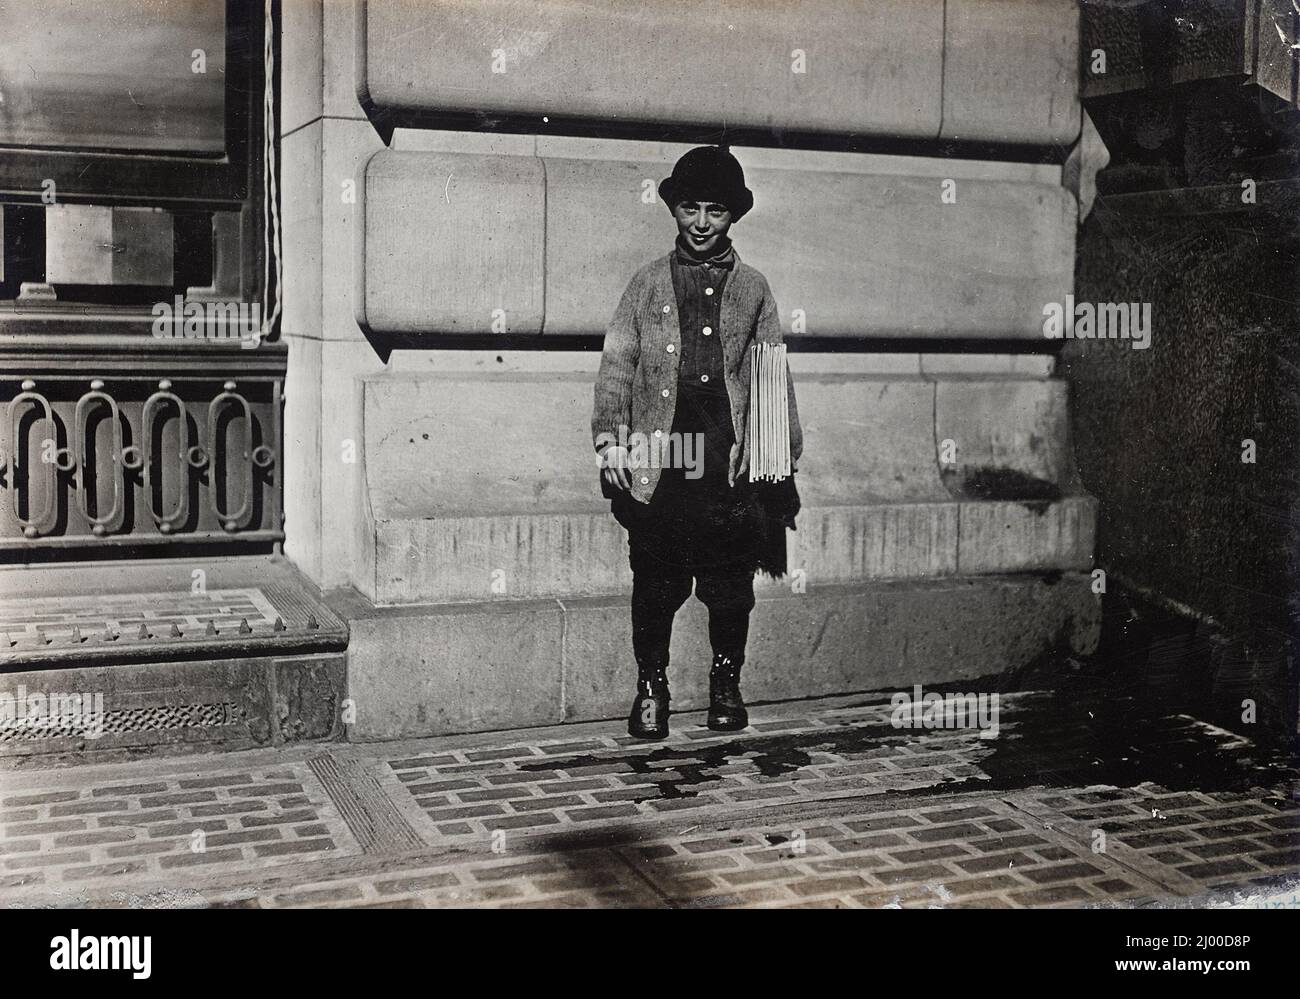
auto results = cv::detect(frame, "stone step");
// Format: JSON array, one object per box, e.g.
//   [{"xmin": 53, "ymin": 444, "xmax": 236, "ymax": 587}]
[
  {"xmin": 0, "ymin": 557, "xmax": 347, "ymax": 762},
  {"xmin": 336, "ymin": 573, "xmax": 1102, "ymax": 742},
  {"xmin": 0, "ymin": 557, "xmax": 347, "ymax": 669}
]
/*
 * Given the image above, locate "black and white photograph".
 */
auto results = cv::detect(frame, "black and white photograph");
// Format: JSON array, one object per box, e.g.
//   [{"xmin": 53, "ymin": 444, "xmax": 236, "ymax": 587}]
[{"xmin": 0, "ymin": 0, "xmax": 1297, "ymax": 967}]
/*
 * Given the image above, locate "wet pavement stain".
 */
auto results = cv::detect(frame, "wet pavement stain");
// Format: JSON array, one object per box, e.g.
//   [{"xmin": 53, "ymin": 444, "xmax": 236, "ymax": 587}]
[
  {"xmin": 518, "ymin": 724, "xmax": 920, "ymax": 802},
  {"xmin": 518, "ymin": 690, "xmax": 1297, "ymax": 806},
  {"xmin": 959, "ymin": 690, "xmax": 1297, "ymax": 798}
]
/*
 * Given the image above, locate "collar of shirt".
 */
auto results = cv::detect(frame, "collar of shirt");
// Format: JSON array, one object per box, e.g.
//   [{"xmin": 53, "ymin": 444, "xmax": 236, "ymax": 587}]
[{"xmin": 673, "ymin": 235, "xmax": 736, "ymax": 269}]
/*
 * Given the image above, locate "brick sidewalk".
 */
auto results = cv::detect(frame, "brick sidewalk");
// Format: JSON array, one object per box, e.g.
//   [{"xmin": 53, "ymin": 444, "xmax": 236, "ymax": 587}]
[{"xmin": 1, "ymin": 692, "xmax": 1296, "ymax": 908}]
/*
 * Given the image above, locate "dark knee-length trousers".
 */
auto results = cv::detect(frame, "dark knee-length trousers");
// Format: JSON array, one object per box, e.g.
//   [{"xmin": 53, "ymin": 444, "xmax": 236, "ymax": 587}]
[
  {"xmin": 609, "ymin": 382, "xmax": 764, "ymax": 672},
  {"xmin": 627, "ymin": 545, "xmax": 755, "ymax": 671}
]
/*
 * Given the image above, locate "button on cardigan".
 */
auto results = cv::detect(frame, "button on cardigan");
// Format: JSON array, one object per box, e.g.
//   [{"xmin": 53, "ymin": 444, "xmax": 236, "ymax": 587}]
[{"xmin": 592, "ymin": 250, "xmax": 803, "ymax": 505}]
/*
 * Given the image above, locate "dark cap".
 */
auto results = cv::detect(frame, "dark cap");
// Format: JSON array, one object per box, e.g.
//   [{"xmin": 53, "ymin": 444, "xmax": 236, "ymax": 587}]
[{"xmin": 657, "ymin": 146, "xmax": 754, "ymax": 221}]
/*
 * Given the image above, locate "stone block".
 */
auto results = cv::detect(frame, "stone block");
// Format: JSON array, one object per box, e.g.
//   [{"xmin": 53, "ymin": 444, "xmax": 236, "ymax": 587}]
[
  {"xmin": 957, "ymin": 496, "xmax": 1098, "ymax": 574},
  {"xmin": 273, "ymin": 654, "xmax": 347, "ymax": 743},
  {"xmin": 935, "ymin": 379, "xmax": 1078, "ymax": 491},
  {"xmin": 942, "ymin": 0, "xmax": 1080, "ymax": 145},
  {"xmin": 359, "ymin": 149, "xmax": 545, "ymax": 335},
  {"xmin": 345, "ymin": 600, "xmax": 564, "ymax": 739},
  {"xmin": 737, "ymin": 171, "xmax": 1076, "ymax": 338},
  {"xmin": 284, "ymin": 335, "xmax": 382, "ymax": 594},
  {"xmin": 281, "ymin": 0, "xmax": 324, "ymax": 135},
  {"xmin": 326, "ymin": 119, "xmax": 385, "ymax": 343},
  {"xmin": 544, "ymin": 155, "xmax": 1075, "ymax": 338},
  {"xmin": 358, "ymin": 146, "xmax": 1074, "ymax": 339},
  {"xmin": 324, "ymin": 0, "xmax": 367, "ymax": 121},
  {"xmin": 359, "ymin": 0, "xmax": 944, "ymax": 138},
  {"xmin": 742, "ymin": 574, "xmax": 1101, "ymax": 702},
  {"xmin": 280, "ymin": 122, "xmax": 324, "ymax": 339},
  {"xmin": 795, "ymin": 379, "xmax": 947, "ymax": 505},
  {"xmin": 543, "ymin": 156, "xmax": 671, "ymax": 336},
  {"xmin": 920, "ymin": 354, "xmax": 1055, "ymax": 378},
  {"xmin": 561, "ymin": 596, "xmax": 709, "ymax": 720},
  {"xmin": 283, "ymin": 333, "xmax": 324, "ymax": 582},
  {"xmin": 788, "ymin": 504, "xmax": 959, "ymax": 584},
  {"xmin": 320, "ymin": 338, "xmax": 385, "ymax": 590},
  {"xmin": 370, "ymin": 513, "xmax": 630, "ymax": 605},
  {"xmin": 363, "ymin": 372, "xmax": 600, "ymax": 519},
  {"xmin": 498, "ymin": 573, "xmax": 1101, "ymax": 729},
  {"xmin": 0, "ymin": 653, "xmax": 345, "ymax": 761}
]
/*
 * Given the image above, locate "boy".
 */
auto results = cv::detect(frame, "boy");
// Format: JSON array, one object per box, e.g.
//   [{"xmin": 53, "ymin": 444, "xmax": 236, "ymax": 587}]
[{"xmin": 592, "ymin": 145, "xmax": 802, "ymax": 740}]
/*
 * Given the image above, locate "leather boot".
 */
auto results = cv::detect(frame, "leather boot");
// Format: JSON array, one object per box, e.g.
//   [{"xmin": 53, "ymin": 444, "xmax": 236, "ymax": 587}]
[
  {"xmin": 628, "ymin": 662, "xmax": 670, "ymax": 740},
  {"xmin": 707, "ymin": 652, "xmax": 748, "ymax": 731}
]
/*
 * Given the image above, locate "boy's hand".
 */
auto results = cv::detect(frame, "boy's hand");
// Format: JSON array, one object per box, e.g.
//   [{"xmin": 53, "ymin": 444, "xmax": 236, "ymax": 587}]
[{"xmin": 600, "ymin": 445, "xmax": 632, "ymax": 492}]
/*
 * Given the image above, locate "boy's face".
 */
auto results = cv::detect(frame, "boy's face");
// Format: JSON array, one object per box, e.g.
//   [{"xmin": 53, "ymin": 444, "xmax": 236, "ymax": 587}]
[{"xmin": 673, "ymin": 200, "xmax": 733, "ymax": 254}]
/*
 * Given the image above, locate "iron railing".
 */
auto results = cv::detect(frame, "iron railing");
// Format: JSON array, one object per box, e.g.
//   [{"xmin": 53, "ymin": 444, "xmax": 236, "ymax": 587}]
[{"xmin": 0, "ymin": 345, "xmax": 284, "ymax": 554}]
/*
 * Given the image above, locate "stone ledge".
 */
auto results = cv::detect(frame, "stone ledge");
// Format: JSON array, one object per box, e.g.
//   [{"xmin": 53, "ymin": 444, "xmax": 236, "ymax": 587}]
[
  {"xmin": 337, "ymin": 573, "xmax": 1102, "ymax": 741},
  {"xmin": 0, "ymin": 556, "xmax": 348, "ymax": 670},
  {"xmin": 365, "ymin": 496, "xmax": 1094, "ymax": 605}
]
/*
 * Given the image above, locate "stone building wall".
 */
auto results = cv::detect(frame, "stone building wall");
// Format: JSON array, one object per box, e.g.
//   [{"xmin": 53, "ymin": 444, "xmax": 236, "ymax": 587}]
[{"xmin": 280, "ymin": 0, "xmax": 1101, "ymax": 738}]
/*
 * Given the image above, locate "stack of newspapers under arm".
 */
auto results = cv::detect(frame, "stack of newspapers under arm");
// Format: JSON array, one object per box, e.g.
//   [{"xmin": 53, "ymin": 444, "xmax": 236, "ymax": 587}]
[{"xmin": 747, "ymin": 341, "xmax": 792, "ymax": 483}]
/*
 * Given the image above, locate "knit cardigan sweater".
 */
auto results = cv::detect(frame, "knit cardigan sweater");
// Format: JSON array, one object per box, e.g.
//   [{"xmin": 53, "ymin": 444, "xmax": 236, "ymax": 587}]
[{"xmin": 592, "ymin": 250, "xmax": 803, "ymax": 505}]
